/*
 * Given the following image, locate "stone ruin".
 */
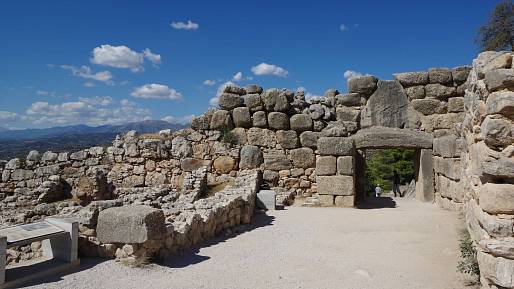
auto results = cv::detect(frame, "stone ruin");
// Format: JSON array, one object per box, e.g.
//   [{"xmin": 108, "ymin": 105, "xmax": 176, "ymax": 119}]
[{"xmin": 0, "ymin": 51, "xmax": 513, "ymax": 288}]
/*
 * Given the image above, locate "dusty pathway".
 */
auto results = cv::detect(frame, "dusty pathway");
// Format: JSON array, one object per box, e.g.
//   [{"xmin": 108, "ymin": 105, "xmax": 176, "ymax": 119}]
[{"xmin": 21, "ymin": 198, "xmax": 471, "ymax": 289}]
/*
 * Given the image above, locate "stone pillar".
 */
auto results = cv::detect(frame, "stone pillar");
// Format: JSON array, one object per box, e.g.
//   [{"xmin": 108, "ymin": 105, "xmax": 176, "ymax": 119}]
[
  {"xmin": 0, "ymin": 236, "xmax": 5, "ymax": 285},
  {"xmin": 415, "ymin": 149, "xmax": 434, "ymax": 202},
  {"xmin": 42, "ymin": 218, "xmax": 79, "ymax": 263}
]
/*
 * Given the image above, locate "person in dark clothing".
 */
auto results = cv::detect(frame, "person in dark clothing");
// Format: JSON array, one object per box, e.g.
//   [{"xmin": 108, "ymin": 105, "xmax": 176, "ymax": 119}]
[{"xmin": 392, "ymin": 170, "xmax": 402, "ymax": 197}]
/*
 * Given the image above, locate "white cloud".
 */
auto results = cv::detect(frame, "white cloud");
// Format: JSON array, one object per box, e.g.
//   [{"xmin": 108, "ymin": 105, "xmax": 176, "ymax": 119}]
[
  {"xmin": 162, "ymin": 114, "xmax": 195, "ymax": 124},
  {"xmin": 251, "ymin": 63, "xmax": 289, "ymax": 77},
  {"xmin": 0, "ymin": 111, "xmax": 18, "ymax": 121},
  {"xmin": 84, "ymin": 82, "xmax": 95, "ymax": 88},
  {"xmin": 343, "ymin": 70, "xmax": 370, "ymax": 80},
  {"xmin": 340, "ymin": 24, "xmax": 349, "ymax": 32},
  {"xmin": 232, "ymin": 72, "xmax": 243, "ymax": 82},
  {"xmin": 90, "ymin": 45, "xmax": 161, "ymax": 72},
  {"xmin": 203, "ymin": 79, "xmax": 216, "ymax": 86},
  {"xmin": 61, "ymin": 65, "xmax": 113, "ymax": 84},
  {"xmin": 131, "ymin": 84, "xmax": 182, "ymax": 100},
  {"xmin": 170, "ymin": 20, "xmax": 199, "ymax": 30},
  {"xmin": 24, "ymin": 99, "xmax": 151, "ymax": 126}
]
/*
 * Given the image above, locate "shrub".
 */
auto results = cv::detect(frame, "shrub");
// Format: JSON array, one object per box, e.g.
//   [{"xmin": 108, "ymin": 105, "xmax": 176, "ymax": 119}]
[
  {"xmin": 220, "ymin": 127, "xmax": 236, "ymax": 145},
  {"xmin": 457, "ymin": 228, "xmax": 480, "ymax": 282}
]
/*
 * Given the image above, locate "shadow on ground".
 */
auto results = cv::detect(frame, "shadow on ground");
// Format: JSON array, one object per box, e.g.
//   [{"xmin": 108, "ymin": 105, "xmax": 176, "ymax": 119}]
[
  {"xmin": 356, "ymin": 197, "xmax": 397, "ymax": 209},
  {"xmin": 160, "ymin": 210, "xmax": 275, "ymax": 268}
]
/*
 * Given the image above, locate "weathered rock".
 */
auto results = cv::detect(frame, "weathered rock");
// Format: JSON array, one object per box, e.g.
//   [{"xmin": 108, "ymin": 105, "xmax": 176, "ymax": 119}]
[
  {"xmin": 335, "ymin": 195, "xmax": 354, "ymax": 207},
  {"xmin": 428, "ymin": 67, "xmax": 453, "ymax": 85},
  {"xmin": 319, "ymin": 195, "xmax": 334, "ymax": 206},
  {"xmin": 424, "ymin": 84, "xmax": 456, "ymax": 99},
  {"xmin": 421, "ymin": 113, "xmax": 465, "ymax": 132},
  {"xmin": 478, "ymin": 249, "xmax": 514, "ymax": 288},
  {"xmin": 232, "ymin": 107, "xmax": 251, "ymax": 128},
  {"xmin": 487, "ymin": 91, "xmax": 514, "ymax": 118},
  {"xmin": 223, "ymin": 85, "xmax": 246, "ymax": 95},
  {"xmin": 335, "ymin": 93, "xmax": 365, "ymax": 107},
  {"xmin": 261, "ymin": 88, "xmax": 280, "ymax": 111},
  {"xmin": 5, "ymin": 158, "xmax": 21, "ymax": 170},
  {"xmin": 97, "ymin": 205, "xmax": 166, "ymax": 244},
  {"xmin": 393, "ymin": 71, "xmax": 429, "ymax": 87},
  {"xmin": 433, "ymin": 135, "xmax": 460, "ymax": 158},
  {"xmin": 353, "ymin": 127, "xmax": 433, "ymax": 149},
  {"xmin": 245, "ymin": 84, "xmax": 263, "ymax": 94},
  {"xmin": 276, "ymin": 130, "xmax": 299, "ymax": 149},
  {"xmin": 264, "ymin": 150, "xmax": 292, "ymax": 170},
  {"xmin": 316, "ymin": 156, "xmax": 336, "ymax": 176},
  {"xmin": 219, "ymin": 93, "xmax": 243, "ymax": 110},
  {"xmin": 290, "ymin": 114, "xmax": 313, "ymax": 132},
  {"xmin": 73, "ymin": 168, "xmax": 111, "ymax": 206},
  {"xmin": 245, "ymin": 94, "xmax": 263, "ymax": 111},
  {"xmin": 451, "ymin": 66, "xmax": 472, "ymax": 85},
  {"xmin": 181, "ymin": 158, "xmax": 205, "ymax": 172},
  {"xmin": 263, "ymin": 170, "xmax": 279, "ymax": 184},
  {"xmin": 336, "ymin": 106, "xmax": 360, "ymax": 122},
  {"xmin": 360, "ymin": 80, "xmax": 415, "ymax": 128},
  {"xmin": 481, "ymin": 116, "xmax": 514, "ymax": 148},
  {"xmin": 210, "ymin": 110, "xmax": 234, "ymax": 130},
  {"xmin": 317, "ymin": 176, "xmax": 354, "ymax": 196},
  {"xmin": 483, "ymin": 53, "xmax": 513, "ymax": 72},
  {"xmin": 36, "ymin": 176, "xmax": 68, "ymax": 204},
  {"xmin": 267, "ymin": 112, "xmax": 289, "ymax": 130},
  {"xmin": 309, "ymin": 104, "xmax": 325, "ymax": 120},
  {"xmin": 411, "ymin": 98, "xmax": 447, "ymax": 115},
  {"xmin": 26, "ymin": 150, "xmax": 41, "ymax": 163},
  {"xmin": 239, "ymin": 145, "xmax": 263, "ymax": 169},
  {"xmin": 318, "ymin": 137, "xmax": 354, "ymax": 155},
  {"xmin": 299, "ymin": 131, "xmax": 319, "ymax": 148},
  {"xmin": 245, "ymin": 127, "xmax": 275, "ymax": 148},
  {"xmin": 171, "ymin": 136, "xmax": 192, "ymax": 158},
  {"xmin": 252, "ymin": 111, "xmax": 268, "ymax": 128},
  {"xmin": 213, "ymin": 156, "xmax": 236, "ymax": 174},
  {"xmin": 289, "ymin": 148, "xmax": 315, "ymax": 168},
  {"xmin": 337, "ymin": 156, "xmax": 354, "ymax": 175},
  {"xmin": 447, "ymin": 97, "xmax": 464, "ymax": 113},
  {"xmin": 231, "ymin": 127, "xmax": 247, "ymax": 144},
  {"xmin": 433, "ymin": 157, "xmax": 461, "ymax": 180},
  {"xmin": 484, "ymin": 69, "xmax": 514, "ymax": 92},
  {"xmin": 480, "ymin": 183, "xmax": 514, "ymax": 214},
  {"xmin": 191, "ymin": 114, "xmax": 212, "ymax": 130},
  {"xmin": 404, "ymin": 86, "xmax": 426, "ymax": 100},
  {"xmin": 348, "ymin": 75, "xmax": 378, "ymax": 96},
  {"xmin": 274, "ymin": 92, "xmax": 290, "ymax": 112}
]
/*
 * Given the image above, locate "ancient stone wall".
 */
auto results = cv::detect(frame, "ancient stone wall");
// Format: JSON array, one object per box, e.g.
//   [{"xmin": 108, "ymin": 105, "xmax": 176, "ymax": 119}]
[{"xmin": 459, "ymin": 51, "xmax": 514, "ymax": 289}]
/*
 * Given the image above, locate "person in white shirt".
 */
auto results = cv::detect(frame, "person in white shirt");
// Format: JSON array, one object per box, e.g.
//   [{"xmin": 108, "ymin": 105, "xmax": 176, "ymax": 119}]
[{"xmin": 375, "ymin": 184, "xmax": 382, "ymax": 198}]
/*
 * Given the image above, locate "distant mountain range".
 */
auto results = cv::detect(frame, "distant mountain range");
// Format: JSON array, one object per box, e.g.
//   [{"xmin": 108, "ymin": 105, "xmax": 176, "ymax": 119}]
[{"xmin": 0, "ymin": 120, "xmax": 188, "ymax": 160}]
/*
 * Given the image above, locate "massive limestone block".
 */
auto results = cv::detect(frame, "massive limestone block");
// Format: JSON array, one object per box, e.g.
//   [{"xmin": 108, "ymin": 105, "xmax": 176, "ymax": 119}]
[
  {"xmin": 404, "ymin": 86, "xmax": 426, "ymax": 100},
  {"xmin": 97, "ymin": 205, "xmax": 166, "ymax": 244},
  {"xmin": 484, "ymin": 69, "xmax": 514, "ymax": 92},
  {"xmin": 73, "ymin": 168, "xmax": 111, "ymax": 206},
  {"xmin": 289, "ymin": 148, "xmax": 315, "ymax": 168},
  {"xmin": 478, "ymin": 250, "xmax": 514, "ymax": 288},
  {"xmin": 261, "ymin": 88, "xmax": 280, "ymax": 111},
  {"xmin": 336, "ymin": 106, "xmax": 360, "ymax": 122},
  {"xmin": 300, "ymin": 131, "xmax": 319, "ymax": 148},
  {"xmin": 264, "ymin": 150, "xmax": 292, "ymax": 171},
  {"xmin": 245, "ymin": 84, "xmax": 263, "ymax": 94},
  {"xmin": 210, "ymin": 110, "xmax": 234, "ymax": 130},
  {"xmin": 181, "ymin": 158, "xmax": 206, "ymax": 172},
  {"xmin": 26, "ymin": 150, "xmax": 41, "ymax": 163},
  {"xmin": 219, "ymin": 93, "xmax": 244, "ymax": 110},
  {"xmin": 428, "ymin": 67, "xmax": 453, "ymax": 85},
  {"xmin": 317, "ymin": 176, "xmax": 354, "ymax": 196},
  {"xmin": 447, "ymin": 97, "xmax": 464, "ymax": 113},
  {"xmin": 316, "ymin": 156, "xmax": 336, "ymax": 176},
  {"xmin": 451, "ymin": 66, "xmax": 472, "ymax": 85},
  {"xmin": 433, "ymin": 135, "xmax": 460, "ymax": 158},
  {"xmin": 474, "ymin": 51, "xmax": 511, "ymax": 78},
  {"xmin": 352, "ymin": 127, "xmax": 433, "ymax": 149},
  {"xmin": 213, "ymin": 156, "xmax": 237, "ymax": 174},
  {"xmin": 223, "ymin": 85, "xmax": 246, "ymax": 95},
  {"xmin": 276, "ymin": 130, "xmax": 299, "ymax": 149},
  {"xmin": 360, "ymin": 80, "xmax": 417, "ymax": 128},
  {"xmin": 335, "ymin": 195, "xmax": 354, "ymax": 207},
  {"xmin": 480, "ymin": 183, "xmax": 514, "ymax": 215},
  {"xmin": 335, "ymin": 93, "xmax": 365, "ymax": 107},
  {"xmin": 481, "ymin": 116, "xmax": 514, "ymax": 148},
  {"xmin": 348, "ymin": 75, "xmax": 378, "ymax": 95},
  {"xmin": 424, "ymin": 84, "xmax": 456, "ymax": 99},
  {"xmin": 337, "ymin": 156, "xmax": 354, "ymax": 176},
  {"xmin": 247, "ymin": 127, "xmax": 276, "ymax": 148},
  {"xmin": 252, "ymin": 111, "xmax": 268, "ymax": 128},
  {"xmin": 244, "ymin": 94, "xmax": 263, "ymax": 112},
  {"xmin": 232, "ymin": 107, "xmax": 251, "ymax": 128},
  {"xmin": 433, "ymin": 157, "xmax": 462, "ymax": 180},
  {"xmin": 486, "ymin": 91, "xmax": 514, "ymax": 117},
  {"xmin": 171, "ymin": 136, "xmax": 192, "ymax": 158},
  {"xmin": 231, "ymin": 127, "xmax": 247, "ymax": 144},
  {"xmin": 268, "ymin": 112, "xmax": 290, "ymax": 130},
  {"xmin": 274, "ymin": 92, "xmax": 290, "ymax": 112},
  {"xmin": 239, "ymin": 145, "xmax": 263, "ymax": 169},
  {"xmin": 436, "ymin": 175, "xmax": 463, "ymax": 202},
  {"xmin": 290, "ymin": 114, "xmax": 313, "ymax": 132},
  {"xmin": 411, "ymin": 98, "xmax": 447, "ymax": 115},
  {"xmin": 421, "ymin": 113, "xmax": 465, "ymax": 132},
  {"xmin": 416, "ymin": 149, "xmax": 435, "ymax": 202},
  {"xmin": 318, "ymin": 137, "xmax": 354, "ymax": 156},
  {"xmin": 393, "ymin": 71, "xmax": 429, "ymax": 87}
]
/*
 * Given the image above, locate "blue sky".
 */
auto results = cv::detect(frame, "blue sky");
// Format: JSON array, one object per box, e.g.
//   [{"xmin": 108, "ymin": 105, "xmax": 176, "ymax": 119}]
[{"xmin": 0, "ymin": 0, "xmax": 500, "ymax": 129}]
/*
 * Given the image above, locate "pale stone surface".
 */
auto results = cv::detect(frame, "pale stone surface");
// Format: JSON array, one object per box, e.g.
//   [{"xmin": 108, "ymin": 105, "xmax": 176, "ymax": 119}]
[
  {"xmin": 316, "ymin": 156, "xmax": 336, "ymax": 176},
  {"xmin": 352, "ymin": 127, "xmax": 433, "ymax": 149},
  {"xmin": 317, "ymin": 175, "xmax": 354, "ymax": 196},
  {"xmin": 480, "ymin": 183, "xmax": 514, "ymax": 215},
  {"xmin": 219, "ymin": 93, "xmax": 244, "ymax": 110},
  {"xmin": 267, "ymin": 112, "xmax": 289, "ymax": 130},
  {"xmin": 318, "ymin": 194, "xmax": 334, "ymax": 206},
  {"xmin": 337, "ymin": 156, "xmax": 354, "ymax": 176},
  {"xmin": 411, "ymin": 98, "xmax": 447, "ymax": 115},
  {"xmin": 247, "ymin": 128, "xmax": 276, "ymax": 148},
  {"xmin": 210, "ymin": 110, "xmax": 233, "ymax": 130},
  {"xmin": 289, "ymin": 114, "xmax": 313, "ymax": 132},
  {"xmin": 245, "ymin": 93, "xmax": 264, "ymax": 112},
  {"xmin": 484, "ymin": 69, "xmax": 514, "ymax": 92},
  {"xmin": 239, "ymin": 145, "xmax": 263, "ymax": 169},
  {"xmin": 404, "ymin": 86, "xmax": 425, "ymax": 100},
  {"xmin": 424, "ymin": 84, "xmax": 456, "ymax": 99},
  {"xmin": 486, "ymin": 91, "xmax": 514, "ymax": 117},
  {"xmin": 433, "ymin": 135, "xmax": 460, "ymax": 158},
  {"xmin": 256, "ymin": 190, "xmax": 276, "ymax": 210},
  {"xmin": 447, "ymin": 97, "xmax": 464, "ymax": 113},
  {"xmin": 252, "ymin": 111, "xmax": 268, "ymax": 128},
  {"xmin": 347, "ymin": 75, "xmax": 378, "ymax": 95},
  {"xmin": 232, "ymin": 107, "xmax": 251, "ymax": 128},
  {"xmin": 428, "ymin": 67, "xmax": 453, "ymax": 85},
  {"xmin": 317, "ymin": 137, "xmax": 354, "ymax": 156},
  {"xmin": 213, "ymin": 156, "xmax": 236, "ymax": 174},
  {"xmin": 393, "ymin": 71, "xmax": 429, "ymax": 87},
  {"xmin": 97, "ymin": 206, "xmax": 166, "ymax": 244},
  {"xmin": 276, "ymin": 130, "xmax": 299, "ymax": 149},
  {"xmin": 264, "ymin": 150, "xmax": 292, "ymax": 171},
  {"xmin": 415, "ymin": 149, "xmax": 434, "ymax": 202},
  {"xmin": 289, "ymin": 148, "xmax": 315, "ymax": 168},
  {"xmin": 299, "ymin": 131, "xmax": 319, "ymax": 148},
  {"xmin": 335, "ymin": 195, "xmax": 354, "ymax": 207},
  {"xmin": 336, "ymin": 106, "xmax": 360, "ymax": 122},
  {"xmin": 481, "ymin": 116, "xmax": 514, "ymax": 148}
]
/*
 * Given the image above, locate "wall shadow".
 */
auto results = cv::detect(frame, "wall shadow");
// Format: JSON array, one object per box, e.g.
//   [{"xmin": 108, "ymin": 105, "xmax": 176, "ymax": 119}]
[
  {"xmin": 355, "ymin": 196, "xmax": 397, "ymax": 209},
  {"xmin": 159, "ymin": 211, "xmax": 275, "ymax": 268}
]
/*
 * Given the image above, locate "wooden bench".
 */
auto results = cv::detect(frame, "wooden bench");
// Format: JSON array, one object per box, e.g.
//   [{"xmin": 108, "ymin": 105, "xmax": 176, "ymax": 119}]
[{"xmin": 0, "ymin": 218, "xmax": 79, "ymax": 288}]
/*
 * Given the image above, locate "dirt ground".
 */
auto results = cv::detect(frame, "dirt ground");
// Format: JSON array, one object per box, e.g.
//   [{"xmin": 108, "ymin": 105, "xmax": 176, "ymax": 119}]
[{"xmin": 20, "ymin": 198, "xmax": 475, "ymax": 289}]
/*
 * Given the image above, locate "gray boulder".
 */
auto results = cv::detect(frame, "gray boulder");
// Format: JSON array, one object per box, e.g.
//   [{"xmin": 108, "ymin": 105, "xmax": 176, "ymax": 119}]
[
  {"xmin": 239, "ymin": 145, "xmax": 263, "ymax": 169},
  {"xmin": 300, "ymin": 131, "xmax": 319, "ymax": 148},
  {"xmin": 348, "ymin": 75, "xmax": 378, "ymax": 96},
  {"xmin": 289, "ymin": 148, "xmax": 315, "ymax": 168},
  {"xmin": 411, "ymin": 98, "xmax": 447, "ymax": 115},
  {"xmin": 245, "ymin": 84, "xmax": 263, "ymax": 94},
  {"xmin": 393, "ymin": 71, "xmax": 429, "ymax": 87},
  {"xmin": 451, "ymin": 66, "xmax": 471, "ymax": 85},
  {"xmin": 219, "ymin": 93, "xmax": 244, "ymax": 110},
  {"xmin": 484, "ymin": 69, "xmax": 514, "ymax": 92},
  {"xmin": 210, "ymin": 110, "xmax": 234, "ymax": 130},
  {"xmin": 223, "ymin": 85, "xmax": 246, "ymax": 95},
  {"xmin": 264, "ymin": 150, "xmax": 292, "ymax": 170},
  {"xmin": 290, "ymin": 114, "xmax": 313, "ymax": 132},
  {"xmin": 232, "ymin": 107, "xmax": 251, "ymax": 128},
  {"xmin": 261, "ymin": 88, "xmax": 280, "ymax": 111},
  {"xmin": 428, "ymin": 67, "xmax": 453, "ymax": 85},
  {"xmin": 318, "ymin": 137, "xmax": 354, "ymax": 156},
  {"xmin": 244, "ymin": 94, "xmax": 263, "ymax": 111},
  {"xmin": 404, "ymin": 86, "xmax": 426, "ymax": 100},
  {"xmin": 252, "ymin": 111, "xmax": 268, "ymax": 128},
  {"xmin": 335, "ymin": 93, "xmax": 365, "ymax": 106},
  {"xmin": 268, "ymin": 112, "xmax": 289, "ymax": 130},
  {"xmin": 276, "ymin": 130, "xmax": 299, "ymax": 149},
  {"xmin": 486, "ymin": 91, "xmax": 514, "ymax": 117},
  {"xmin": 424, "ymin": 84, "xmax": 456, "ymax": 100}
]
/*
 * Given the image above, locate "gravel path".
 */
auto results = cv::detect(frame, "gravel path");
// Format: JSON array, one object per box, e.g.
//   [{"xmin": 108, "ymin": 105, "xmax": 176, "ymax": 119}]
[{"xmin": 21, "ymin": 198, "xmax": 472, "ymax": 289}]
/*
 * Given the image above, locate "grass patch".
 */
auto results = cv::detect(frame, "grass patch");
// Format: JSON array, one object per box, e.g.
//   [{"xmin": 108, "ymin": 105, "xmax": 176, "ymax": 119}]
[{"xmin": 457, "ymin": 228, "xmax": 480, "ymax": 283}]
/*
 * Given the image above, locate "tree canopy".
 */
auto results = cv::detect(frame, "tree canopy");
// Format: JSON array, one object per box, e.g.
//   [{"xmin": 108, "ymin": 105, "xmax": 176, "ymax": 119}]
[
  {"xmin": 365, "ymin": 148, "xmax": 415, "ymax": 192},
  {"xmin": 477, "ymin": 1, "xmax": 514, "ymax": 51}
]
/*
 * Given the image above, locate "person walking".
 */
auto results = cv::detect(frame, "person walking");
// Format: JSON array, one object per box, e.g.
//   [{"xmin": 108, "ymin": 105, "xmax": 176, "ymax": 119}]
[
  {"xmin": 392, "ymin": 170, "xmax": 402, "ymax": 197},
  {"xmin": 375, "ymin": 184, "xmax": 382, "ymax": 198}
]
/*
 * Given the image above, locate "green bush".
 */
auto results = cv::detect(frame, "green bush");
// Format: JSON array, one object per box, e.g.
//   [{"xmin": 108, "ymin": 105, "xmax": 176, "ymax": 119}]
[
  {"xmin": 365, "ymin": 148, "xmax": 415, "ymax": 192},
  {"xmin": 220, "ymin": 127, "xmax": 236, "ymax": 145},
  {"xmin": 457, "ymin": 228, "xmax": 480, "ymax": 281}
]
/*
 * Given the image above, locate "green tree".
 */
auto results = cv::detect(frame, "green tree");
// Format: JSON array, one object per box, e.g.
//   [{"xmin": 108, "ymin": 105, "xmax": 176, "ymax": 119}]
[
  {"xmin": 365, "ymin": 148, "xmax": 415, "ymax": 192},
  {"xmin": 476, "ymin": 0, "xmax": 514, "ymax": 51}
]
